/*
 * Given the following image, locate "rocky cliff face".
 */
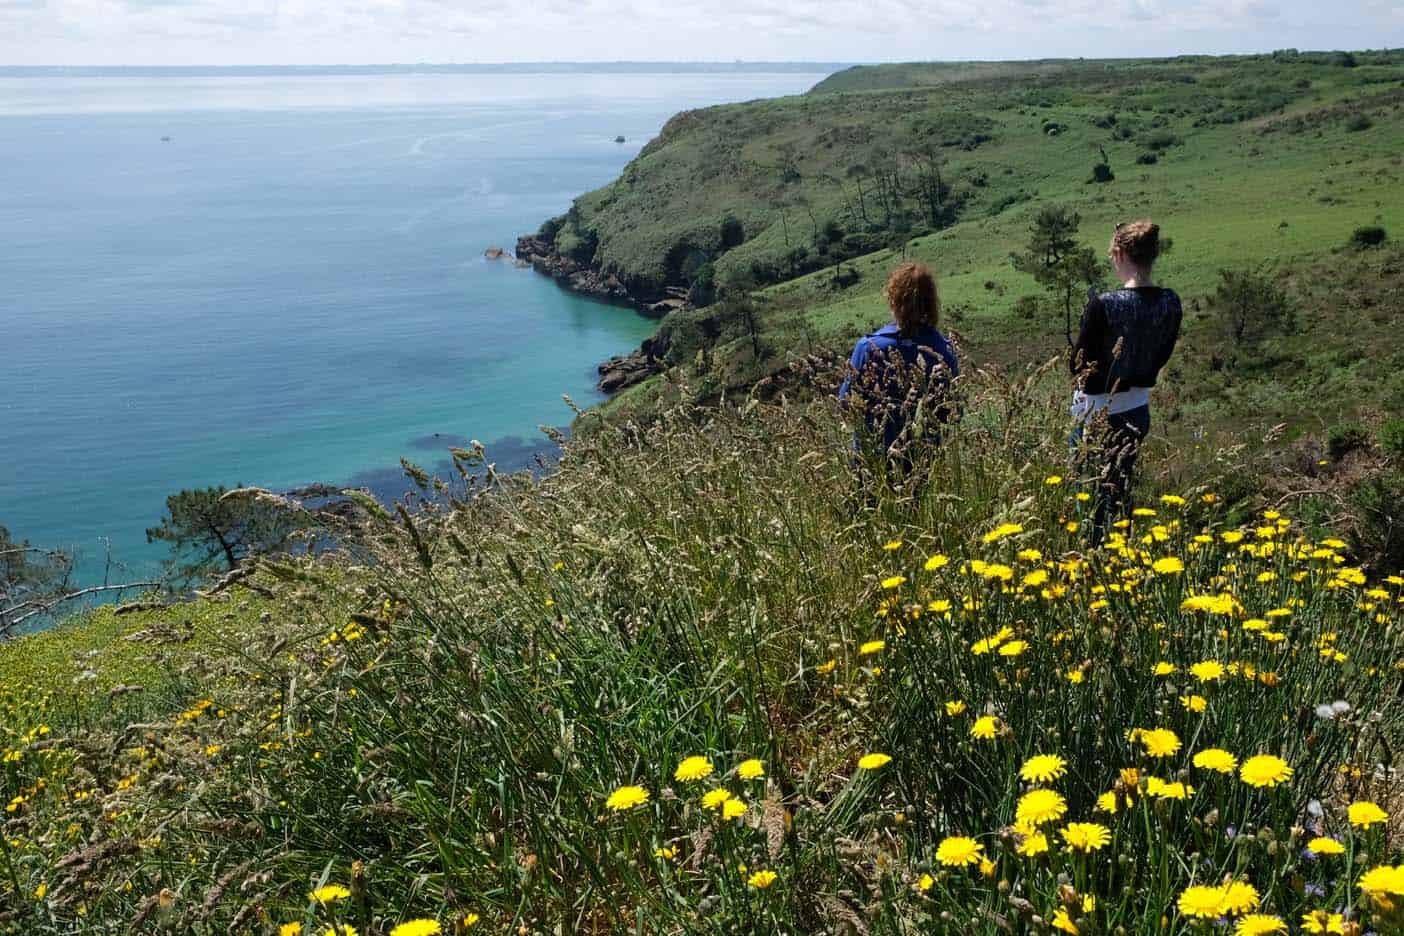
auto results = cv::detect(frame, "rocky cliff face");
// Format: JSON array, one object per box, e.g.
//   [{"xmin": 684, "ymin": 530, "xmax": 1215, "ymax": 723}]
[
  {"xmin": 514, "ymin": 234, "xmax": 633, "ymax": 306},
  {"xmin": 514, "ymin": 234, "xmax": 690, "ymax": 320},
  {"xmin": 512, "ymin": 233, "xmax": 676, "ymax": 394}
]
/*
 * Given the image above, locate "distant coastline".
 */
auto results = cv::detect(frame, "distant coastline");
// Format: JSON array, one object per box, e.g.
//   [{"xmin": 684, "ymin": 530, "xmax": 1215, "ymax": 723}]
[{"xmin": 0, "ymin": 62, "xmax": 853, "ymax": 78}]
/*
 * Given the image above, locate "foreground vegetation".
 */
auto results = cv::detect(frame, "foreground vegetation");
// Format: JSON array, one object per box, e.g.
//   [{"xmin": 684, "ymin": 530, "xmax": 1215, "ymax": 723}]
[{"xmin": 2, "ymin": 366, "xmax": 1401, "ymax": 933}]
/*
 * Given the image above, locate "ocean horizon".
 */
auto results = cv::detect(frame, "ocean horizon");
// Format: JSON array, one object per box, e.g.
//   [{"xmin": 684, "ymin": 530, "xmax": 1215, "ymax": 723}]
[{"xmin": 0, "ymin": 69, "xmax": 831, "ymax": 591}]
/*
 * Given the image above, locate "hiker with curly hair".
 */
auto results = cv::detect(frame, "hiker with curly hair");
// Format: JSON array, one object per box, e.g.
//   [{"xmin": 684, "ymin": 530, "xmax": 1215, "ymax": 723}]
[{"xmin": 840, "ymin": 261, "xmax": 960, "ymax": 473}]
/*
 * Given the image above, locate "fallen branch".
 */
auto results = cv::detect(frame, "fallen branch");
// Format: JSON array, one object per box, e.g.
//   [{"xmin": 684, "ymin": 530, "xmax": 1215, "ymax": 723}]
[{"xmin": 2, "ymin": 581, "xmax": 163, "ymax": 634}]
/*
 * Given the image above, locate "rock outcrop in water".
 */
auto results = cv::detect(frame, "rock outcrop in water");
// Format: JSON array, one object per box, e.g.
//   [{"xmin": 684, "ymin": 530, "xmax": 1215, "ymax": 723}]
[
  {"xmin": 596, "ymin": 329, "xmax": 670, "ymax": 393},
  {"xmin": 514, "ymin": 233, "xmax": 639, "ymax": 308}
]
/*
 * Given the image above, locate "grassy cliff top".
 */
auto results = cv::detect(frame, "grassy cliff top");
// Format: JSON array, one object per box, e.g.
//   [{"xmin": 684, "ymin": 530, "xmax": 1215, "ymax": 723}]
[
  {"xmin": 579, "ymin": 51, "xmax": 1404, "ymax": 448},
  {"xmin": 2, "ymin": 371, "xmax": 1402, "ymax": 932}
]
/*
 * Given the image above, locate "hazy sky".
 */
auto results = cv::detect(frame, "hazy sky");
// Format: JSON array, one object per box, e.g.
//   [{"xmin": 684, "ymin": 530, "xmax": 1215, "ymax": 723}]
[{"xmin": 1, "ymin": 0, "xmax": 1400, "ymax": 67}]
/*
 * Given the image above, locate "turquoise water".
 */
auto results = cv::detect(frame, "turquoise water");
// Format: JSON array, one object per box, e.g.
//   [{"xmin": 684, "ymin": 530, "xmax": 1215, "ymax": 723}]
[{"xmin": 0, "ymin": 71, "xmax": 827, "ymax": 586}]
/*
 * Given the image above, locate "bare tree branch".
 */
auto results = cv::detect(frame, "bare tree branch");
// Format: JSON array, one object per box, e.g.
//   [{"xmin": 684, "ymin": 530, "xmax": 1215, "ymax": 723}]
[{"xmin": 2, "ymin": 581, "xmax": 163, "ymax": 634}]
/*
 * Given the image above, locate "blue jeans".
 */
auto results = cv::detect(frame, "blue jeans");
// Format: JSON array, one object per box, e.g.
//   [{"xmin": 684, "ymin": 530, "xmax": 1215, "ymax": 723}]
[{"xmin": 1070, "ymin": 405, "xmax": 1151, "ymax": 542}]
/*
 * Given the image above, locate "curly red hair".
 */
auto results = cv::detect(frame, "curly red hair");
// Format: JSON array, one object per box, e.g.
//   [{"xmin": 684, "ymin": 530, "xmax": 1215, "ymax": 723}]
[{"xmin": 884, "ymin": 261, "xmax": 940, "ymax": 336}]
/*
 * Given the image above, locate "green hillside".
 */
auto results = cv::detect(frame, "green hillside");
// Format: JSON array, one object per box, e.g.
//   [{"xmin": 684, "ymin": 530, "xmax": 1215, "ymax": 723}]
[{"xmin": 538, "ymin": 51, "xmax": 1403, "ymax": 441}]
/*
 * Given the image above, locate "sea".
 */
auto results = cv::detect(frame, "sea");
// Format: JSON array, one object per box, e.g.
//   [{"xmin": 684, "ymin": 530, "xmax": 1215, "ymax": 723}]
[{"xmin": 0, "ymin": 68, "xmax": 831, "ymax": 590}]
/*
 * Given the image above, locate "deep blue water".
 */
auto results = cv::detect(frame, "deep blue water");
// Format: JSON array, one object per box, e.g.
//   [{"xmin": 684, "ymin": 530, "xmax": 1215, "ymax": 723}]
[{"xmin": 0, "ymin": 72, "xmax": 827, "ymax": 586}]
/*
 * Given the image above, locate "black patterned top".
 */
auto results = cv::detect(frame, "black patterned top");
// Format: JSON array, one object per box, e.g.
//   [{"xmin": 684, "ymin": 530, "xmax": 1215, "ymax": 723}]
[{"xmin": 1071, "ymin": 286, "xmax": 1183, "ymax": 395}]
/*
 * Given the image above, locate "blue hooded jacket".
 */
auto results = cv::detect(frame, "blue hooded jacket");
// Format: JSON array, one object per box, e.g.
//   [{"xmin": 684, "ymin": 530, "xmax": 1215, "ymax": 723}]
[{"xmin": 839, "ymin": 323, "xmax": 959, "ymax": 453}]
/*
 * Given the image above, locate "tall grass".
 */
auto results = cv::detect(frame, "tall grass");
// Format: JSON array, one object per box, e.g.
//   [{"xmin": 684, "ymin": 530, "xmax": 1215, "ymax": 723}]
[{"xmin": 2, "ymin": 365, "xmax": 1401, "ymax": 935}]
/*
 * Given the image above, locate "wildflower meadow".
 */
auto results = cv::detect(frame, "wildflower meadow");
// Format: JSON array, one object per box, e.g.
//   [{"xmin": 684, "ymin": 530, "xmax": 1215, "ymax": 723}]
[{"xmin": 1, "ymin": 365, "xmax": 1400, "ymax": 934}]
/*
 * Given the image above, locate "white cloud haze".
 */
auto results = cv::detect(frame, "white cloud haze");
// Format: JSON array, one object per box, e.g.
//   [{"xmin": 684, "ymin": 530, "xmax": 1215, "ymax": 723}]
[{"xmin": 0, "ymin": 0, "xmax": 1399, "ymax": 66}]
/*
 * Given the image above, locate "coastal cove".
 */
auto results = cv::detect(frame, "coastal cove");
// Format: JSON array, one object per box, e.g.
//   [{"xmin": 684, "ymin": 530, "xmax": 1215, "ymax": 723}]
[{"xmin": 1, "ymin": 69, "xmax": 831, "ymax": 590}]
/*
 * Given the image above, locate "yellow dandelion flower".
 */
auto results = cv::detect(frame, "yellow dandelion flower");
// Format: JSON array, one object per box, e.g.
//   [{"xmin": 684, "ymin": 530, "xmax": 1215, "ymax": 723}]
[
  {"xmin": 815, "ymin": 659, "xmax": 837, "ymax": 675},
  {"xmin": 880, "ymin": 575, "xmax": 907, "ymax": 590},
  {"xmin": 389, "ymin": 921, "xmax": 442, "ymax": 936},
  {"xmin": 1192, "ymin": 748, "xmax": 1238, "ymax": 773},
  {"xmin": 700, "ymin": 789, "xmax": 732, "ymax": 810},
  {"xmin": 924, "ymin": 554, "xmax": 950, "ymax": 571},
  {"xmin": 1300, "ymin": 910, "xmax": 1345, "ymax": 934},
  {"xmin": 998, "ymin": 640, "xmax": 1028, "ymax": 657},
  {"xmin": 674, "ymin": 756, "xmax": 714, "ymax": 782},
  {"xmin": 1051, "ymin": 909, "xmax": 1078, "ymax": 935},
  {"xmin": 916, "ymin": 872, "xmax": 934, "ymax": 892},
  {"xmin": 858, "ymin": 753, "xmax": 892, "ymax": 770},
  {"xmin": 1221, "ymin": 880, "xmax": 1261, "ymax": 915},
  {"xmin": 882, "ymin": 540, "xmax": 902, "ymax": 551},
  {"xmin": 983, "ymin": 522, "xmax": 1024, "ymax": 544},
  {"xmin": 280, "ymin": 925, "xmax": 303, "ymax": 936},
  {"xmin": 1019, "ymin": 754, "xmax": 1067, "ymax": 783},
  {"xmin": 935, "ymin": 835, "xmax": 983, "ymax": 867},
  {"xmin": 1190, "ymin": 661, "xmax": 1225, "ymax": 682},
  {"xmin": 1146, "ymin": 778, "xmax": 1194, "ymax": 800},
  {"xmin": 309, "ymin": 885, "xmax": 351, "ymax": 904},
  {"xmin": 736, "ymin": 759, "xmax": 765, "ymax": 780},
  {"xmin": 1239, "ymin": 754, "xmax": 1292, "ymax": 788},
  {"xmin": 1045, "ymin": 475, "xmax": 1063, "ymax": 485},
  {"xmin": 859, "ymin": 639, "xmax": 886, "ymax": 656},
  {"xmin": 721, "ymin": 798, "xmax": 747, "ymax": 821},
  {"xmin": 981, "ymin": 564, "xmax": 1015, "ymax": 582},
  {"xmin": 654, "ymin": 846, "xmax": 677, "ymax": 859},
  {"xmin": 605, "ymin": 785, "xmax": 650, "ymax": 812},
  {"xmin": 970, "ymin": 716, "xmax": 999, "ymax": 740},
  {"xmin": 1347, "ymin": 801, "xmax": 1389, "ymax": 828},
  {"xmin": 1060, "ymin": 822, "xmax": 1110, "ymax": 852},
  {"xmin": 1234, "ymin": 914, "xmax": 1286, "ymax": 935},
  {"xmin": 1153, "ymin": 557, "xmax": 1185, "ymax": 575},
  {"xmin": 1015, "ymin": 828, "xmax": 1049, "ymax": 856},
  {"xmin": 1015, "ymin": 788, "xmax": 1068, "ymax": 826},
  {"xmin": 944, "ymin": 700, "xmax": 966, "ymax": 716},
  {"xmin": 1307, "ymin": 837, "xmax": 1345, "ymax": 856},
  {"xmin": 1153, "ymin": 661, "xmax": 1176, "ymax": 676},
  {"xmin": 747, "ymin": 869, "xmax": 778, "ymax": 889},
  {"xmin": 1138, "ymin": 728, "xmax": 1182, "ymax": 758},
  {"xmin": 1358, "ymin": 864, "xmax": 1404, "ymax": 897},
  {"xmin": 1180, "ymin": 694, "xmax": 1207, "ymax": 712},
  {"xmin": 1178, "ymin": 885, "xmax": 1227, "ymax": 919}
]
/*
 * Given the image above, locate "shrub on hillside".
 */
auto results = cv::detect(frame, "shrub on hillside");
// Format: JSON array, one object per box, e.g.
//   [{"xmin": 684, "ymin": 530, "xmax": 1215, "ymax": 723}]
[
  {"xmin": 1210, "ymin": 267, "xmax": 1297, "ymax": 364},
  {"xmin": 1141, "ymin": 130, "xmax": 1183, "ymax": 152},
  {"xmin": 719, "ymin": 214, "xmax": 745, "ymax": 250},
  {"xmin": 1350, "ymin": 226, "xmax": 1388, "ymax": 249},
  {"xmin": 1135, "ymin": 152, "xmax": 1159, "ymax": 165},
  {"xmin": 1348, "ymin": 471, "xmax": 1404, "ymax": 573},
  {"xmin": 1328, "ymin": 422, "xmax": 1371, "ymax": 461},
  {"xmin": 1380, "ymin": 418, "xmax": 1404, "ymax": 460},
  {"xmin": 1089, "ymin": 162, "xmax": 1115, "ymax": 184},
  {"xmin": 1012, "ymin": 294, "xmax": 1041, "ymax": 320}
]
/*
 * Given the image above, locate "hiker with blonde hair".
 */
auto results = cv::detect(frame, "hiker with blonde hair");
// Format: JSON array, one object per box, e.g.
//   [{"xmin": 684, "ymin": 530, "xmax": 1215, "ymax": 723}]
[{"xmin": 1070, "ymin": 220, "xmax": 1182, "ymax": 536}]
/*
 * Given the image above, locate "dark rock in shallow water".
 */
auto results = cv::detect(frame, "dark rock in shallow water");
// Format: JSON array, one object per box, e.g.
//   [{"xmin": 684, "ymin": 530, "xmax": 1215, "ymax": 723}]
[
  {"xmin": 597, "ymin": 352, "xmax": 654, "ymax": 393},
  {"xmin": 515, "ymin": 233, "xmax": 658, "ymax": 308},
  {"xmin": 484, "ymin": 246, "xmax": 505, "ymax": 259},
  {"xmin": 614, "ymin": 135, "xmax": 626, "ymax": 143},
  {"xmin": 596, "ymin": 329, "xmax": 671, "ymax": 393}
]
